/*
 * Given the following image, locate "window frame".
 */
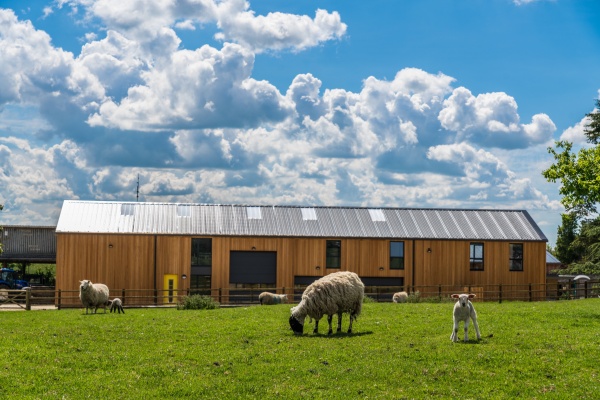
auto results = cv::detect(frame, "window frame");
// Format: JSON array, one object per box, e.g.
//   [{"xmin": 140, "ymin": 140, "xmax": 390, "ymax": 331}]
[
  {"xmin": 326, "ymin": 240, "xmax": 341, "ymax": 269},
  {"xmin": 191, "ymin": 238, "xmax": 212, "ymax": 267},
  {"xmin": 470, "ymin": 242, "xmax": 484, "ymax": 271},
  {"xmin": 509, "ymin": 243, "xmax": 524, "ymax": 272},
  {"xmin": 389, "ymin": 241, "xmax": 405, "ymax": 270}
]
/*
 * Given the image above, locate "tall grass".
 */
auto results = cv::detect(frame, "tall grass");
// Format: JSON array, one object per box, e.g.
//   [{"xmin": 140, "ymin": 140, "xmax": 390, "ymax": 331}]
[{"xmin": 2, "ymin": 300, "xmax": 600, "ymax": 399}]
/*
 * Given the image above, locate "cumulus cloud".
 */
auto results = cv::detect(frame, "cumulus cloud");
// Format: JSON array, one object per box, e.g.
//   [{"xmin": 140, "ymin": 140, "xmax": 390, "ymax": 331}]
[
  {"xmin": 438, "ymin": 87, "xmax": 555, "ymax": 149},
  {"xmin": 0, "ymin": 2, "xmax": 560, "ymax": 229}
]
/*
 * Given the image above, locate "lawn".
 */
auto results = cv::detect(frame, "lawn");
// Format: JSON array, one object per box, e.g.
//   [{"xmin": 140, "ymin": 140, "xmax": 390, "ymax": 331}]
[{"xmin": 2, "ymin": 299, "xmax": 600, "ymax": 399}]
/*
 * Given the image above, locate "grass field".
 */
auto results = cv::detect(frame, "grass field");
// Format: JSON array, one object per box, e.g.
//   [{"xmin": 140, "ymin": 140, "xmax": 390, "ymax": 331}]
[{"xmin": 2, "ymin": 299, "xmax": 600, "ymax": 399}]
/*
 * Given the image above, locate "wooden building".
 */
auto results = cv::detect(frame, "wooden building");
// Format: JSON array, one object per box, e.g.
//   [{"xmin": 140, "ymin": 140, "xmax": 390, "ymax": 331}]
[
  {"xmin": 55, "ymin": 200, "xmax": 548, "ymax": 304},
  {"xmin": 0, "ymin": 225, "xmax": 57, "ymax": 266}
]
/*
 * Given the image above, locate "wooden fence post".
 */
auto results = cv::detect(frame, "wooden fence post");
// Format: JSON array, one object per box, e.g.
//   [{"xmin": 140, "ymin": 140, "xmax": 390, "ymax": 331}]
[
  {"xmin": 529, "ymin": 284, "xmax": 532, "ymax": 302},
  {"xmin": 498, "ymin": 284, "xmax": 502, "ymax": 304},
  {"xmin": 122, "ymin": 289, "xmax": 126, "ymax": 306},
  {"xmin": 57, "ymin": 289, "xmax": 62, "ymax": 310},
  {"xmin": 26, "ymin": 288, "xmax": 31, "ymax": 311}
]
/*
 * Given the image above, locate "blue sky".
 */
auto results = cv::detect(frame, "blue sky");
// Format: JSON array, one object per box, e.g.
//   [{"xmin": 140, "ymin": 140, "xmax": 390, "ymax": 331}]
[{"xmin": 1, "ymin": 0, "xmax": 599, "ymax": 246}]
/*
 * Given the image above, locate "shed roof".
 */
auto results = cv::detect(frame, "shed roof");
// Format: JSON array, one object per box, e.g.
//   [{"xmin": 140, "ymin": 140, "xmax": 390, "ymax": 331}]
[{"xmin": 55, "ymin": 200, "xmax": 547, "ymax": 241}]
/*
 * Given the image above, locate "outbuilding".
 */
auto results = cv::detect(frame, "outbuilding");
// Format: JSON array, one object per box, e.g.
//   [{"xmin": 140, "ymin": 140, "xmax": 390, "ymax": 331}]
[{"xmin": 55, "ymin": 200, "xmax": 548, "ymax": 304}]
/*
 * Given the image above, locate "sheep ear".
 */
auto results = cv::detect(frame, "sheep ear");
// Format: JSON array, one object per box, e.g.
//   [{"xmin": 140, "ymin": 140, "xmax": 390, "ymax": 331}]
[
  {"xmin": 451, "ymin": 294, "xmax": 459, "ymax": 299},
  {"xmin": 468, "ymin": 294, "xmax": 476, "ymax": 299}
]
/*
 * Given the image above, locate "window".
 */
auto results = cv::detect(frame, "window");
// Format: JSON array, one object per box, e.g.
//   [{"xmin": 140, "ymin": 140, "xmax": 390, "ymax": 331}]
[
  {"xmin": 509, "ymin": 243, "xmax": 523, "ymax": 271},
  {"xmin": 390, "ymin": 241, "xmax": 405, "ymax": 270},
  {"xmin": 470, "ymin": 242, "xmax": 484, "ymax": 271},
  {"xmin": 191, "ymin": 238, "xmax": 212, "ymax": 267},
  {"xmin": 326, "ymin": 240, "xmax": 341, "ymax": 269}
]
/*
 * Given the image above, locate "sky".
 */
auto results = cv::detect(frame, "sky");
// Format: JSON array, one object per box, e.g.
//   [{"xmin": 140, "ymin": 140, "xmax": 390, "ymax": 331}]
[{"xmin": 1, "ymin": 0, "xmax": 599, "ymax": 246}]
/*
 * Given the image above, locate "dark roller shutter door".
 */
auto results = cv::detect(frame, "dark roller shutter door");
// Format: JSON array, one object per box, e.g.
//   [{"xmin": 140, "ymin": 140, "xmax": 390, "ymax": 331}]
[{"xmin": 230, "ymin": 251, "xmax": 276, "ymax": 284}]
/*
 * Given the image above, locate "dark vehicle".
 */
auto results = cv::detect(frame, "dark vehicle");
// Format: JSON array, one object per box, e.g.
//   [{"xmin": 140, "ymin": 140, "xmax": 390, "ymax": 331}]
[{"xmin": 0, "ymin": 268, "xmax": 30, "ymax": 290}]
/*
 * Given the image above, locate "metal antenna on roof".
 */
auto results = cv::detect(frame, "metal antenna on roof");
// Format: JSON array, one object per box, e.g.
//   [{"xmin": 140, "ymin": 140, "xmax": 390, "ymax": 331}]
[{"xmin": 136, "ymin": 174, "xmax": 140, "ymax": 202}]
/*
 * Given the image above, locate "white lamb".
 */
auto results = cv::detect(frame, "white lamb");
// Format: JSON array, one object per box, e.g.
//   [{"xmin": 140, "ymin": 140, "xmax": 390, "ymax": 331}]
[
  {"xmin": 108, "ymin": 298, "xmax": 125, "ymax": 314},
  {"xmin": 258, "ymin": 292, "xmax": 288, "ymax": 305},
  {"xmin": 450, "ymin": 293, "xmax": 481, "ymax": 342},
  {"xmin": 289, "ymin": 271, "xmax": 364, "ymax": 335},
  {"xmin": 393, "ymin": 291, "xmax": 408, "ymax": 303},
  {"xmin": 79, "ymin": 280, "xmax": 110, "ymax": 314}
]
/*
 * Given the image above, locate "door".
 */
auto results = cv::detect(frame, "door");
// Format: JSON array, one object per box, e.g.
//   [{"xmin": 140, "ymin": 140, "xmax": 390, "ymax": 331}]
[{"xmin": 163, "ymin": 274, "xmax": 178, "ymax": 304}]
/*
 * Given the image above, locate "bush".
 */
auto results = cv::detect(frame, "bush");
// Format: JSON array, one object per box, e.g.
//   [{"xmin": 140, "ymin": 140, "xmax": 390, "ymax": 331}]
[
  {"xmin": 177, "ymin": 295, "xmax": 220, "ymax": 310},
  {"xmin": 363, "ymin": 295, "xmax": 376, "ymax": 303}
]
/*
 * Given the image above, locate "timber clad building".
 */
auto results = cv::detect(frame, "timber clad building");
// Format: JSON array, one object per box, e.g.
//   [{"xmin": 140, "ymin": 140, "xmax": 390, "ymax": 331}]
[{"xmin": 55, "ymin": 200, "xmax": 548, "ymax": 303}]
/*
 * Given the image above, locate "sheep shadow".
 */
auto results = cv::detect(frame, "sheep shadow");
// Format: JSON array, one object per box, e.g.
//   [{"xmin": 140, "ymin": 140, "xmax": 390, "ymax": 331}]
[{"xmin": 293, "ymin": 331, "xmax": 374, "ymax": 339}]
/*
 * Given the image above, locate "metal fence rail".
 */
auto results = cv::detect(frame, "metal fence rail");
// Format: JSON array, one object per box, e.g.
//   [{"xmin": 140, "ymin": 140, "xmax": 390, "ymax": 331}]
[{"xmin": 2, "ymin": 281, "xmax": 599, "ymax": 310}]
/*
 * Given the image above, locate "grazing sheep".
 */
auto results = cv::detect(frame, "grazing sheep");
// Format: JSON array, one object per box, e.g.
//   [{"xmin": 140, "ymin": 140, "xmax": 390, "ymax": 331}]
[
  {"xmin": 289, "ymin": 271, "xmax": 364, "ymax": 335},
  {"xmin": 109, "ymin": 298, "xmax": 125, "ymax": 314},
  {"xmin": 393, "ymin": 291, "xmax": 408, "ymax": 303},
  {"xmin": 258, "ymin": 292, "xmax": 288, "ymax": 305},
  {"xmin": 450, "ymin": 294, "xmax": 481, "ymax": 342},
  {"xmin": 79, "ymin": 280, "xmax": 110, "ymax": 314}
]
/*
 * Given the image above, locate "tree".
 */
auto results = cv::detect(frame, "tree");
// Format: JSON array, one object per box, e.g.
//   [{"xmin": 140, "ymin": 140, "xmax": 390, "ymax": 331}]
[
  {"xmin": 554, "ymin": 212, "xmax": 579, "ymax": 264},
  {"xmin": 543, "ymin": 100, "xmax": 600, "ymax": 218},
  {"xmin": 584, "ymin": 99, "xmax": 600, "ymax": 144},
  {"xmin": 555, "ymin": 216, "xmax": 600, "ymax": 275}
]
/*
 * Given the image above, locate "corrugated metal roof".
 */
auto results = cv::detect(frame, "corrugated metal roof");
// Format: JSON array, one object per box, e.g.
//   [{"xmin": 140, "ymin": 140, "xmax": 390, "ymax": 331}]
[{"xmin": 55, "ymin": 200, "xmax": 548, "ymax": 241}]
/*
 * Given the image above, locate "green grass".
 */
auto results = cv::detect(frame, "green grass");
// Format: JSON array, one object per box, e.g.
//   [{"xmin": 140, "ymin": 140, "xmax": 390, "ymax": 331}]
[{"xmin": 2, "ymin": 300, "xmax": 600, "ymax": 399}]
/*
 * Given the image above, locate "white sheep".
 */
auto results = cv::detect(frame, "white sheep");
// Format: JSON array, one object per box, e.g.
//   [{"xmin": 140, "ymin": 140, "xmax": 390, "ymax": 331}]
[
  {"xmin": 450, "ymin": 293, "xmax": 481, "ymax": 342},
  {"xmin": 289, "ymin": 271, "xmax": 364, "ymax": 335},
  {"xmin": 108, "ymin": 298, "xmax": 125, "ymax": 314},
  {"xmin": 392, "ymin": 291, "xmax": 408, "ymax": 303},
  {"xmin": 258, "ymin": 292, "xmax": 288, "ymax": 305},
  {"xmin": 79, "ymin": 280, "xmax": 110, "ymax": 314}
]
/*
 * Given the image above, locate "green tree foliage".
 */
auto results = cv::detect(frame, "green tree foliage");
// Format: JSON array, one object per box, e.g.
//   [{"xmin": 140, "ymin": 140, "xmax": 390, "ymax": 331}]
[
  {"xmin": 543, "ymin": 100, "xmax": 600, "ymax": 218},
  {"xmin": 554, "ymin": 216, "xmax": 600, "ymax": 275},
  {"xmin": 543, "ymin": 141, "xmax": 600, "ymax": 217},
  {"xmin": 554, "ymin": 213, "xmax": 579, "ymax": 264},
  {"xmin": 584, "ymin": 99, "xmax": 600, "ymax": 144}
]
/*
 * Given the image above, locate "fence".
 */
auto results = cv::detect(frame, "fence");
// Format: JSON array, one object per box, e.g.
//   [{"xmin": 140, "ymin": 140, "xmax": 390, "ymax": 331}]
[{"xmin": 2, "ymin": 281, "xmax": 599, "ymax": 310}]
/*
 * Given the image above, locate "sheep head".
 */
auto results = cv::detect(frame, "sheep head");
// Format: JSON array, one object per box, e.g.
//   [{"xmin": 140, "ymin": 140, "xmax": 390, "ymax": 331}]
[{"xmin": 451, "ymin": 293, "xmax": 475, "ymax": 307}]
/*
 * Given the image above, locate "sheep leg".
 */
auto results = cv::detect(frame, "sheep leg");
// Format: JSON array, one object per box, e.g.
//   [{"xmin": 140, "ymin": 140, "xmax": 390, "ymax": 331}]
[
  {"xmin": 451, "ymin": 318, "xmax": 459, "ymax": 342},
  {"xmin": 348, "ymin": 312, "xmax": 355, "ymax": 333},
  {"xmin": 471, "ymin": 313, "xmax": 481, "ymax": 340},
  {"xmin": 327, "ymin": 315, "xmax": 334, "ymax": 335},
  {"xmin": 336, "ymin": 312, "xmax": 343, "ymax": 333},
  {"xmin": 463, "ymin": 317, "xmax": 470, "ymax": 342}
]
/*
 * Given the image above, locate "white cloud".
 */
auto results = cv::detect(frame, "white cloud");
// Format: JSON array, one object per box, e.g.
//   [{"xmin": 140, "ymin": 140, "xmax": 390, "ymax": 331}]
[{"xmin": 438, "ymin": 87, "xmax": 555, "ymax": 148}]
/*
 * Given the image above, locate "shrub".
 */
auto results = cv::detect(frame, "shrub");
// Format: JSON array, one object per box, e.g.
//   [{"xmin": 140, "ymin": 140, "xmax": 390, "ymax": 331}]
[
  {"xmin": 363, "ymin": 295, "xmax": 376, "ymax": 303},
  {"xmin": 177, "ymin": 295, "xmax": 220, "ymax": 310}
]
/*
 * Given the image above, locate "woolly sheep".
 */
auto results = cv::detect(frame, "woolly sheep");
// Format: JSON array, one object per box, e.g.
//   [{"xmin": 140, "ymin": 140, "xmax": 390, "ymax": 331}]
[
  {"xmin": 258, "ymin": 292, "xmax": 288, "ymax": 305},
  {"xmin": 450, "ymin": 293, "xmax": 481, "ymax": 342},
  {"xmin": 289, "ymin": 271, "xmax": 364, "ymax": 335},
  {"xmin": 108, "ymin": 298, "xmax": 125, "ymax": 314},
  {"xmin": 392, "ymin": 291, "xmax": 408, "ymax": 303},
  {"xmin": 79, "ymin": 280, "xmax": 110, "ymax": 314}
]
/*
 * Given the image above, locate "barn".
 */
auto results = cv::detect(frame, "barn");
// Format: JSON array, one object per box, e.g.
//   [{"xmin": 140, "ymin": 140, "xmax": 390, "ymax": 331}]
[{"xmin": 55, "ymin": 200, "xmax": 548, "ymax": 304}]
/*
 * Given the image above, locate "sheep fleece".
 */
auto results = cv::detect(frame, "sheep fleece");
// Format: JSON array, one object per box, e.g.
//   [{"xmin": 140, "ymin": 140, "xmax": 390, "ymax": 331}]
[
  {"xmin": 292, "ymin": 271, "xmax": 364, "ymax": 323},
  {"xmin": 79, "ymin": 280, "xmax": 110, "ymax": 314}
]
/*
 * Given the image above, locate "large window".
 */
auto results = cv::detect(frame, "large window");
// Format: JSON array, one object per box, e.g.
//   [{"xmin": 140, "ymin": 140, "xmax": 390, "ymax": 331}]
[
  {"xmin": 390, "ymin": 241, "xmax": 405, "ymax": 270},
  {"xmin": 326, "ymin": 240, "xmax": 341, "ymax": 269},
  {"xmin": 509, "ymin": 243, "xmax": 524, "ymax": 271},
  {"xmin": 470, "ymin": 242, "xmax": 484, "ymax": 271},
  {"xmin": 191, "ymin": 238, "xmax": 212, "ymax": 295},
  {"xmin": 191, "ymin": 238, "xmax": 212, "ymax": 267}
]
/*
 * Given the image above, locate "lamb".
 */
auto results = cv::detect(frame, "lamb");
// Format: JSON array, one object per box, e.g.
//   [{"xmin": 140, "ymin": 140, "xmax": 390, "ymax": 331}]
[
  {"xmin": 79, "ymin": 279, "xmax": 110, "ymax": 314},
  {"xmin": 450, "ymin": 293, "xmax": 481, "ymax": 342},
  {"xmin": 258, "ymin": 292, "xmax": 288, "ymax": 305},
  {"xmin": 289, "ymin": 271, "xmax": 364, "ymax": 335},
  {"xmin": 392, "ymin": 291, "xmax": 408, "ymax": 303},
  {"xmin": 108, "ymin": 298, "xmax": 125, "ymax": 314}
]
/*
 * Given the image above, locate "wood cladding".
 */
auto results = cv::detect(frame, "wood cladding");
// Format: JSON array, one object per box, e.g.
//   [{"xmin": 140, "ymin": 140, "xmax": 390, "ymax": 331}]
[{"xmin": 57, "ymin": 233, "xmax": 546, "ymax": 302}]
